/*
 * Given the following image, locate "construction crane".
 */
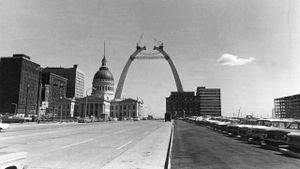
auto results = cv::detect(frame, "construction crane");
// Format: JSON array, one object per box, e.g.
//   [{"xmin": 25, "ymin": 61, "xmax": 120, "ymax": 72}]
[
  {"xmin": 137, "ymin": 34, "xmax": 144, "ymax": 47},
  {"xmin": 153, "ymin": 38, "xmax": 163, "ymax": 47}
]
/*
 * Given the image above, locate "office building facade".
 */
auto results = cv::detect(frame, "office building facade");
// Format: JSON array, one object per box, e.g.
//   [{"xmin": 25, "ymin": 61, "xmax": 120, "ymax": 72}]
[
  {"xmin": 274, "ymin": 94, "xmax": 300, "ymax": 119},
  {"xmin": 40, "ymin": 72, "xmax": 69, "ymax": 118},
  {"xmin": 196, "ymin": 87, "xmax": 221, "ymax": 116},
  {"xmin": 166, "ymin": 86, "xmax": 221, "ymax": 118},
  {"xmin": 166, "ymin": 92, "xmax": 198, "ymax": 118},
  {"xmin": 44, "ymin": 64, "xmax": 85, "ymax": 99},
  {"xmin": 0, "ymin": 54, "xmax": 40, "ymax": 115}
]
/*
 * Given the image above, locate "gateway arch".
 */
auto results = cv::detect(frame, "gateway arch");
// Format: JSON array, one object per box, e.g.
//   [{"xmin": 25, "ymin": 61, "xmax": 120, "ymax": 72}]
[{"xmin": 114, "ymin": 44, "xmax": 183, "ymax": 100}]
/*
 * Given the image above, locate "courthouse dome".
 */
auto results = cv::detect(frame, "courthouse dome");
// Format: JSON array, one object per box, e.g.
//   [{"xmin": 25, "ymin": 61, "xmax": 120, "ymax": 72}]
[{"xmin": 93, "ymin": 56, "xmax": 114, "ymax": 81}]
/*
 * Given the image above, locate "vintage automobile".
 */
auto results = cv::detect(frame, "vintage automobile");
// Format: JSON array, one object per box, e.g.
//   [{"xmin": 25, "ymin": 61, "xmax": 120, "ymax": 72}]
[
  {"xmin": 185, "ymin": 116, "xmax": 198, "ymax": 122},
  {"xmin": 196, "ymin": 116, "xmax": 211, "ymax": 126},
  {"xmin": 225, "ymin": 118, "xmax": 247, "ymax": 137},
  {"xmin": 217, "ymin": 118, "xmax": 240, "ymax": 133},
  {"xmin": 236, "ymin": 118, "xmax": 258, "ymax": 139},
  {"xmin": 205, "ymin": 117, "xmax": 222, "ymax": 130},
  {"xmin": 77, "ymin": 117, "xmax": 92, "ymax": 123},
  {"xmin": 261, "ymin": 120, "xmax": 299, "ymax": 149},
  {"xmin": 0, "ymin": 121, "xmax": 10, "ymax": 132},
  {"xmin": 0, "ymin": 151, "xmax": 27, "ymax": 169},
  {"xmin": 279, "ymin": 130, "xmax": 300, "ymax": 158},
  {"xmin": 133, "ymin": 116, "xmax": 140, "ymax": 121},
  {"xmin": 248, "ymin": 119, "xmax": 294, "ymax": 144},
  {"xmin": 212, "ymin": 118, "xmax": 232, "ymax": 132}
]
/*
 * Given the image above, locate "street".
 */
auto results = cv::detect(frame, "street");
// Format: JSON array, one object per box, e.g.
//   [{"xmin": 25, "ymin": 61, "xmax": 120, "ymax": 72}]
[
  {"xmin": 0, "ymin": 120, "xmax": 169, "ymax": 169},
  {"xmin": 171, "ymin": 120, "xmax": 300, "ymax": 169}
]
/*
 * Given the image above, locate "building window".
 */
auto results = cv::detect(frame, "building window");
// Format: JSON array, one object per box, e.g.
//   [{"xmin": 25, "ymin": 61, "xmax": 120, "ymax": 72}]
[{"xmin": 133, "ymin": 105, "xmax": 135, "ymax": 110}]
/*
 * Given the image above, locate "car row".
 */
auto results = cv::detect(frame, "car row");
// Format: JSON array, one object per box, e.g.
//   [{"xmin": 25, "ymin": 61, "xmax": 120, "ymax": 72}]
[
  {"xmin": 77, "ymin": 116, "xmax": 141, "ymax": 123},
  {"xmin": 184, "ymin": 116, "xmax": 300, "ymax": 158}
]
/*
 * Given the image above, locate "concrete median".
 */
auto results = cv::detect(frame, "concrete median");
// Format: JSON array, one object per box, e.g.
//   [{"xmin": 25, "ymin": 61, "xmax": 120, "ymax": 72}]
[{"xmin": 101, "ymin": 121, "xmax": 173, "ymax": 169}]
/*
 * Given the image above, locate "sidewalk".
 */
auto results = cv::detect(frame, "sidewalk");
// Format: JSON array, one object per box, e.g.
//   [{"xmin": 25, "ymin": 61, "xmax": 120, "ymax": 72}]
[
  {"xmin": 101, "ymin": 121, "xmax": 173, "ymax": 169},
  {"xmin": 8, "ymin": 121, "xmax": 77, "ymax": 128}
]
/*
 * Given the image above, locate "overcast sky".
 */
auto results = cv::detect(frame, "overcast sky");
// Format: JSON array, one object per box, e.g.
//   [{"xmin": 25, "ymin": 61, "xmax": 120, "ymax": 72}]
[{"xmin": 1, "ymin": 0, "xmax": 300, "ymax": 117}]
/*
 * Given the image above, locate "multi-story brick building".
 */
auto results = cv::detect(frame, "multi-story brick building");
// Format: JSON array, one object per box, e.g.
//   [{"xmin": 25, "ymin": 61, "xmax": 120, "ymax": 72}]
[
  {"xmin": 44, "ymin": 64, "xmax": 85, "ymax": 99},
  {"xmin": 274, "ymin": 94, "xmax": 300, "ymax": 119},
  {"xmin": 0, "ymin": 54, "xmax": 40, "ymax": 116},
  {"xmin": 166, "ymin": 92, "xmax": 198, "ymax": 118},
  {"xmin": 40, "ymin": 72, "xmax": 68, "ymax": 119},
  {"xmin": 166, "ymin": 86, "xmax": 221, "ymax": 118}
]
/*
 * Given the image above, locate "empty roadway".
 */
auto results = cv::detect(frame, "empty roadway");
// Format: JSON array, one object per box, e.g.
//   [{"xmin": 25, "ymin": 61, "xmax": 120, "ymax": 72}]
[{"xmin": 0, "ymin": 120, "xmax": 166, "ymax": 169}]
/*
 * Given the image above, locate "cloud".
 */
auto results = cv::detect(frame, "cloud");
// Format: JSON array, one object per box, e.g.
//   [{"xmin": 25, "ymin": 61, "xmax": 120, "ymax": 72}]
[{"xmin": 217, "ymin": 54, "xmax": 255, "ymax": 66}]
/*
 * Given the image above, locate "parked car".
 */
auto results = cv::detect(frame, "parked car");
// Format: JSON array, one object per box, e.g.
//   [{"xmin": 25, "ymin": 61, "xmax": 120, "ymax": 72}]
[
  {"xmin": 215, "ymin": 118, "xmax": 240, "ymax": 133},
  {"xmin": 0, "ymin": 121, "xmax": 10, "ymax": 131},
  {"xmin": 279, "ymin": 130, "xmax": 300, "ymax": 158},
  {"xmin": 248, "ymin": 119, "xmax": 294, "ymax": 144},
  {"xmin": 0, "ymin": 151, "xmax": 27, "ymax": 169},
  {"xmin": 261, "ymin": 120, "xmax": 298, "ymax": 149},
  {"xmin": 237, "ymin": 118, "xmax": 258, "ymax": 139},
  {"xmin": 78, "ymin": 117, "xmax": 92, "ymax": 123},
  {"xmin": 133, "ymin": 117, "xmax": 140, "ymax": 121}
]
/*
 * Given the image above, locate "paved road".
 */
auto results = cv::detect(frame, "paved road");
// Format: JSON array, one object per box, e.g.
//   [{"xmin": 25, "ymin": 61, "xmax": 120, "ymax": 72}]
[
  {"xmin": 171, "ymin": 120, "xmax": 300, "ymax": 169},
  {"xmin": 0, "ymin": 120, "xmax": 166, "ymax": 169}
]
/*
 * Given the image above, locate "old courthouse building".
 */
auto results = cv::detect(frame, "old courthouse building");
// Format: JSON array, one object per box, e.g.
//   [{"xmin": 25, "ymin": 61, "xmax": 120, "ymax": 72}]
[
  {"xmin": 75, "ymin": 52, "xmax": 143, "ymax": 120},
  {"xmin": 0, "ymin": 54, "xmax": 40, "ymax": 115},
  {"xmin": 76, "ymin": 55, "xmax": 114, "ymax": 119}
]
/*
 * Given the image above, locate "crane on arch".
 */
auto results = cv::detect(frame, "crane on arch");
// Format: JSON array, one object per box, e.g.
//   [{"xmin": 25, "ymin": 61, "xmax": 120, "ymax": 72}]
[{"xmin": 114, "ymin": 40, "xmax": 183, "ymax": 100}]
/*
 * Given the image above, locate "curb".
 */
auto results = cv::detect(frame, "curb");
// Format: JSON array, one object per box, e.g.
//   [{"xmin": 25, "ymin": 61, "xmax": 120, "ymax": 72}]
[{"xmin": 165, "ymin": 120, "xmax": 174, "ymax": 169}]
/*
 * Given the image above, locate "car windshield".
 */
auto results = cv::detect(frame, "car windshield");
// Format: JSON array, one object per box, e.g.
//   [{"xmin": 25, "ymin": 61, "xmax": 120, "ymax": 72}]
[
  {"xmin": 264, "ymin": 121, "xmax": 272, "ymax": 127},
  {"xmin": 272, "ymin": 122, "xmax": 289, "ymax": 129},
  {"xmin": 256, "ymin": 120, "xmax": 265, "ymax": 126},
  {"xmin": 288, "ymin": 123, "xmax": 299, "ymax": 129}
]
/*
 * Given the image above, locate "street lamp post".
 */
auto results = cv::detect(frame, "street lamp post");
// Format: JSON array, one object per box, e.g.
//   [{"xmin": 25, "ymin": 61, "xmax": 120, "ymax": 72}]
[{"xmin": 85, "ymin": 87, "xmax": 95, "ymax": 118}]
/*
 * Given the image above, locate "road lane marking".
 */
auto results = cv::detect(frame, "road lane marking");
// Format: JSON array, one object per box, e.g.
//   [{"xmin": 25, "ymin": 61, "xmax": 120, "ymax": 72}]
[
  {"xmin": 114, "ymin": 130, "xmax": 125, "ymax": 134},
  {"xmin": 61, "ymin": 139, "xmax": 94, "ymax": 149},
  {"xmin": 116, "ymin": 140, "xmax": 133, "ymax": 150},
  {"xmin": 0, "ymin": 131, "xmax": 60, "ymax": 141},
  {"xmin": 143, "ymin": 131, "xmax": 150, "ymax": 135}
]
